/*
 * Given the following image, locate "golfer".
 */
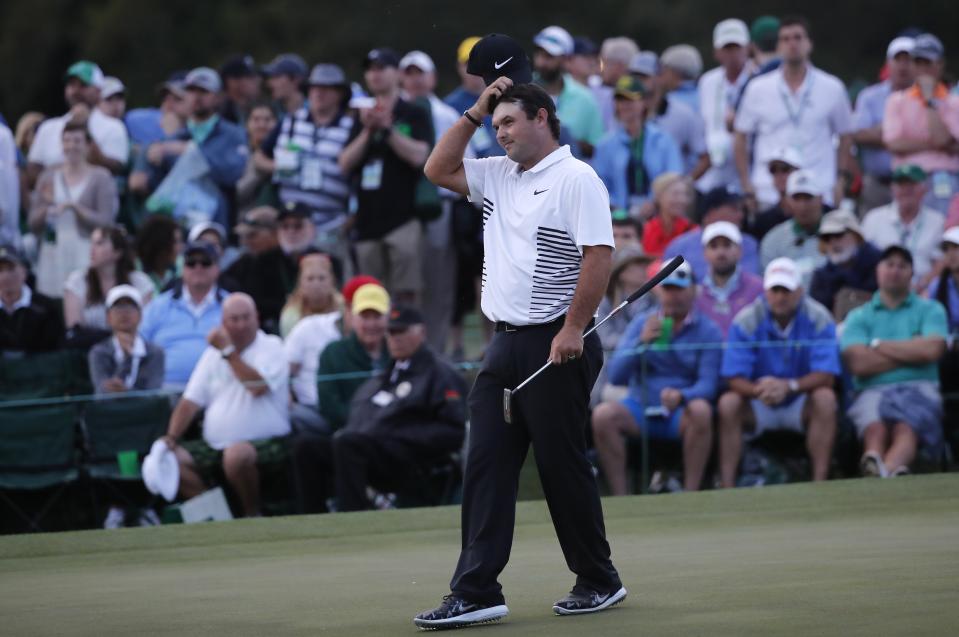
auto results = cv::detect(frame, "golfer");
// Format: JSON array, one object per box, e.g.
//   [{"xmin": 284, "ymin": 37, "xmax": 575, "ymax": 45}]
[{"xmin": 414, "ymin": 71, "xmax": 625, "ymax": 629}]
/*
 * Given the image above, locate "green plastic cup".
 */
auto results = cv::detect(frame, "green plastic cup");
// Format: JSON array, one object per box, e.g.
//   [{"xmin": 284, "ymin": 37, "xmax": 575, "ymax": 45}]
[{"xmin": 117, "ymin": 450, "xmax": 140, "ymax": 477}]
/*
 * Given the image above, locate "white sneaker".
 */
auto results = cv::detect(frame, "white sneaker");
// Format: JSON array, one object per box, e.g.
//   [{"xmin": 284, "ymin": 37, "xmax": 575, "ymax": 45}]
[
  {"xmin": 103, "ymin": 506, "xmax": 126, "ymax": 529},
  {"xmin": 859, "ymin": 452, "xmax": 888, "ymax": 478}
]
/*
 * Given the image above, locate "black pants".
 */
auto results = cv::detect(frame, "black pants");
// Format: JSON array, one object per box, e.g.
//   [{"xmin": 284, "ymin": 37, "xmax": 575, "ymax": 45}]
[
  {"xmin": 449, "ymin": 320, "xmax": 621, "ymax": 605},
  {"xmin": 291, "ymin": 433, "xmax": 333, "ymax": 514}
]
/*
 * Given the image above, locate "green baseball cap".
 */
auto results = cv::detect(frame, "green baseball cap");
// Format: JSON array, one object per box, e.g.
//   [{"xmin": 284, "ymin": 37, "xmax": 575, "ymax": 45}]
[
  {"xmin": 891, "ymin": 164, "xmax": 928, "ymax": 183},
  {"xmin": 750, "ymin": 16, "xmax": 781, "ymax": 51},
  {"xmin": 64, "ymin": 60, "xmax": 104, "ymax": 88},
  {"xmin": 614, "ymin": 75, "xmax": 647, "ymax": 100}
]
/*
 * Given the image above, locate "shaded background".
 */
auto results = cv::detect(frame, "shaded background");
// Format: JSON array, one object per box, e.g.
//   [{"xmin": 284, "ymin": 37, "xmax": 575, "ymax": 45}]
[{"xmin": 1, "ymin": 0, "xmax": 957, "ymax": 121}]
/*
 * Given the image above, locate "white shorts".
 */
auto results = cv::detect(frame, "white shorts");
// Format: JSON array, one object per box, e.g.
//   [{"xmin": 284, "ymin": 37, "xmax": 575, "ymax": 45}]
[{"xmin": 747, "ymin": 395, "xmax": 807, "ymax": 439}]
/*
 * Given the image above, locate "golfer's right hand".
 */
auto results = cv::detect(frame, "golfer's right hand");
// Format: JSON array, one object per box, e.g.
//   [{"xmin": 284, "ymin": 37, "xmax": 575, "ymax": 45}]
[{"xmin": 472, "ymin": 76, "xmax": 513, "ymax": 118}]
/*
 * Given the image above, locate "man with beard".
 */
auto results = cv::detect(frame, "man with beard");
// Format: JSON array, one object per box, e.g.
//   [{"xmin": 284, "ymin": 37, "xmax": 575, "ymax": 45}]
[
  {"xmin": 694, "ymin": 221, "xmax": 763, "ymax": 336},
  {"xmin": 809, "ymin": 209, "xmax": 881, "ymax": 319}
]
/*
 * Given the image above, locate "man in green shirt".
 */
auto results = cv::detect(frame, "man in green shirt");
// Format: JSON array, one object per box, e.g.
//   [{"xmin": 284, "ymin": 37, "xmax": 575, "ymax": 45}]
[{"xmin": 841, "ymin": 246, "xmax": 947, "ymax": 477}]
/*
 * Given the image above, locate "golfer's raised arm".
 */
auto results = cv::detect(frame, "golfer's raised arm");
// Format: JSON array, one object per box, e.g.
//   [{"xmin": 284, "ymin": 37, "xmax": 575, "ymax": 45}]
[{"xmin": 424, "ymin": 76, "xmax": 513, "ymax": 196}]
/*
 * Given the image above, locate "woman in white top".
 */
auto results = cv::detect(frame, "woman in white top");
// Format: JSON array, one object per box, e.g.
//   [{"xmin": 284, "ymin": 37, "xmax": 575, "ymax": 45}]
[
  {"xmin": 279, "ymin": 252, "xmax": 344, "ymax": 337},
  {"xmin": 28, "ymin": 119, "xmax": 118, "ymax": 298},
  {"xmin": 63, "ymin": 225, "xmax": 153, "ymax": 333}
]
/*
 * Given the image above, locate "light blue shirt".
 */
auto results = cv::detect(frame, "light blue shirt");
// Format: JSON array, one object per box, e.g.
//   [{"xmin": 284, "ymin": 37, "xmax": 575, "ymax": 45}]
[
  {"xmin": 592, "ymin": 123, "xmax": 683, "ymax": 209},
  {"xmin": 853, "ymin": 81, "xmax": 894, "ymax": 178}
]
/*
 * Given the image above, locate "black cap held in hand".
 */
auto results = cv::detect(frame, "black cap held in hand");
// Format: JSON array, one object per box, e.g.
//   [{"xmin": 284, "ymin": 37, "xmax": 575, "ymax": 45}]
[{"xmin": 466, "ymin": 33, "xmax": 533, "ymax": 86}]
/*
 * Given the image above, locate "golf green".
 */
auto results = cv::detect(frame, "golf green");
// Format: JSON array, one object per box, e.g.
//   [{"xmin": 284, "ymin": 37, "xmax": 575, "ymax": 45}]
[{"xmin": 1, "ymin": 474, "xmax": 957, "ymax": 636}]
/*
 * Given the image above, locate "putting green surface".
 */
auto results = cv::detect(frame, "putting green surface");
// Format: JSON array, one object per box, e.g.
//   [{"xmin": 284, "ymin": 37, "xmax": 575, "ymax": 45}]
[{"xmin": 1, "ymin": 475, "xmax": 957, "ymax": 636}]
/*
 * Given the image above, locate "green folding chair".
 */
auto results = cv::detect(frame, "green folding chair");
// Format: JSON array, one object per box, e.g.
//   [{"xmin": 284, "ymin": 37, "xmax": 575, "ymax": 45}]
[
  {"xmin": 81, "ymin": 395, "xmax": 172, "ymax": 480},
  {"xmin": 0, "ymin": 350, "xmax": 93, "ymax": 401}
]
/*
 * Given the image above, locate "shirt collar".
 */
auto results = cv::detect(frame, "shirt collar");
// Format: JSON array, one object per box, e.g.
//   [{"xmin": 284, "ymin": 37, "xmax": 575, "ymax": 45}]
[
  {"xmin": 776, "ymin": 64, "xmax": 815, "ymax": 94},
  {"xmin": 521, "ymin": 145, "xmax": 572, "ymax": 175},
  {"xmin": 183, "ymin": 287, "xmax": 217, "ymax": 315},
  {"xmin": 871, "ymin": 290, "xmax": 916, "ymax": 310},
  {"xmin": 704, "ymin": 266, "xmax": 742, "ymax": 297},
  {"xmin": 112, "ymin": 334, "xmax": 147, "ymax": 360},
  {"xmin": 188, "ymin": 115, "xmax": 219, "ymax": 144},
  {"xmin": 2, "ymin": 285, "xmax": 31, "ymax": 314}
]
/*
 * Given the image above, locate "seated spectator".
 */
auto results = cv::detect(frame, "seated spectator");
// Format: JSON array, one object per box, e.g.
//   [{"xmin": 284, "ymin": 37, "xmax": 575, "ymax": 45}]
[
  {"xmin": 28, "ymin": 120, "xmax": 118, "ymax": 298},
  {"xmin": 663, "ymin": 186, "xmax": 761, "ymax": 280},
  {"xmin": 611, "ymin": 209, "xmax": 642, "ymax": 251},
  {"xmin": 63, "ymin": 225, "xmax": 153, "ymax": 336},
  {"xmin": 593, "ymin": 262, "xmax": 721, "ymax": 493},
  {"xmin": 695, "ymin": 221, "xmax": 763, "ymax": 336},
  {"xmin": 861, "ymin": 164, "xmax": 944, "ymax": 289},
  {"xmin": 87, "ymin": 285, "xmax": 164, "ymax": 393},
  {"xmin": 760, "ymin": 170, "xmax": 827, "ymax": 287},
  {"xmin": 280, "ymin": 252, "xmax": 344, "ymax": 337},
  {"xmin": 0, "ymin": 244, "xmax": 63, "ymax": 354},
  {"xmin": 641, "ymin": 173, "xmax": 696, "ymax": 257},
  {"xmin": 592, "ymin": 78, "xmax": 683, "ymax": 213},
  {"xmin": 236, "ymin": 102, "xmax": 278, "ymax": 212},
  {"xmin": 163, "ymin": 293, "xmax": 290, "ymax": 517},
  {"xmin": 841, "ymin": 246, "xmax": 948, "ymax": 476},
  {"xmin": 139, "ymin": 241, "xmax": 226, "ymax": 386},
  {"xmin": 135, "ymin": 214, "xmax": 184, "ymax": 294},
  {"xmin": 332, "ymin": 306, "xmax": 467, "ymax": 511},
  {"xmin": 187, "ymin": 221, "xmax": 239, "ymax": 272},
  {"xmin": 749, "ymin": 146, "xmax": 801, "ymax": 241},
  {"xmin": 928, "ymin": 227, "xmax": 959, "ymax": 331},
  {"xmin": 810, "ymin": 210, "xmax": 881, "ymax": 320},
  {"xmin": 339, "ymin": 274, "xmax": 382, "ymax": 335},
  {"xmin": 718, "ymin": 257, "xmax": 840, "ymax": 487}
]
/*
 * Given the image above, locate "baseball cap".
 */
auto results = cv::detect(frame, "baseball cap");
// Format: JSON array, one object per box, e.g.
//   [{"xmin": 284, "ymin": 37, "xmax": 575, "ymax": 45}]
[
  {"xmin": 235, "ymin": 207, "xmax": 279, "ymax": 235},
  {"xmin": 713, "ymin": 19, "xmax": 750, "ymax": 49},
  {"xmin": 352, "ymin": 283, "xmax": 390, "ymax": 315},
  {"xmin": 767, "ymin": 146, "xmax": 803, "ymax": 170},
  {"xmin": 818, "ymin": 209, "xmax": 862, "ymax": 237},
  {"xmin": 702, "ymin": 221, "xmax": 743, "ymax": 246},
  {"xmin": 573, "ymin": 36, "xmax": 599, "ymax": 56},
  {"xmin": 661, "ymin": 261, "xmax": 695, "ymax": 288},
  {"xmin": 750, "ymin": 16, "xmax": 781, "ymax": 52},
  {"xmin": 399, "ymin": 51, "xmax": 436, "ymax": 74},
  {"xmin": 308, "ymin": 63, "xmax": 348, "ymax": 87},
  {"xmin": 942, "ymin": 226, "xmax": 959, "ymax": 248},
  {"xmin": 278, "ymin": 200, "xmax": 312, "ymax": 221},
  {"xmin": 613, "ymin": 75, "xmax": 647, "ymax": 100},
  {"xmin": 262, "ymin": 53, "xmax": 308, "ymax": 78},
  {"xmin": 702, "ymin": 186, "xmax": 741, "ymax": 213},
  {"xmin": 100, "ymin": 77, "xmax": 126, "ymax": 100},
  {"xmin": 466, "ymin": 33, "xmax": 533, "ymax": 86},
  {"xmin": 0, "ymin": 243, "xmax": 26, "ymax": 266},
  {"xmin": 457, "ymin": 37, "xmax": 482, "ymax": 65},
  {"xmin": 342, "ymin": 275, "xmax": 382, "ymax": 304},
  {"xmin": 105, "ymin": 284, "xmax": 143, "ymax": 310},
  {"xmin": 912, "ymin": 33, "xmax": 944, "ymax": 62},
  {"xmin": 184, "ymin": 67, "xmax": 222, "ymax": 93},
  {"xmin": 363, "ymin": 48, "xmax": 401, "ymax": 69},
  {"xmin": 660, "ymin": 45, "xmax": 703, "ymax": 79},
  {"xmin": 764, "ymin": 257, "xmax": 802, "ymax": 291},
  {"xmin": 533, "ymin": 26, "xmax": 574, "ymax": 57},
  {"xmin": 628, "ymin": 51, "xmax": 660, "ymax": 77},
  {"xmin": 220, "ymin": 54, "xmax": 258, "ymax": 79},
  {"xmin": 892, "ymin": 164, "xmax": 927, "ymax": 183},
  {"xmin": 887, "ymin": 36, "xmax": 915, "ymax": 59},
  {"xmin": 188, "ymin": 221, "xmax": 227, "ymax": 244},
  {"xmin": 786, "ymin": 170, "xmax": 820, "ymax": 197},
  {"xmin": 65, "ymin": 61, "xmax": 105, "ymax": 88},
  {"xmin": 879, "ymin": 245, "xmax": 914, "ymax": 267},
  {"xmin": 158, "ymin": 71, "xmax": 188, "ymax": 98},
  {"xmin": 387, "ymin": 305, "xmax": 425, "ymax": 330},
  {"xmin": 183, "ymin": 241, "xmax": 218, "ymax": 262}
]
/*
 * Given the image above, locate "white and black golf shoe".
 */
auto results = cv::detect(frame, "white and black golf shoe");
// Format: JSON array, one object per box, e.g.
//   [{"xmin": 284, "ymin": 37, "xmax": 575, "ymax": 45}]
[
  {"xmin": 552, "ymin": 585, "xmax": 627, "ymax": 615},
  {"xmin": 413, "ymin": 594, "xmax": 509, "ymax": 630}
]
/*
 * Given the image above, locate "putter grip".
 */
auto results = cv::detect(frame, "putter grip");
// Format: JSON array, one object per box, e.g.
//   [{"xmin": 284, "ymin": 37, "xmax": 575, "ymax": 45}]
[{"xmin": 625, "ymin": 255, "xmax": 685, "ymax": 304}]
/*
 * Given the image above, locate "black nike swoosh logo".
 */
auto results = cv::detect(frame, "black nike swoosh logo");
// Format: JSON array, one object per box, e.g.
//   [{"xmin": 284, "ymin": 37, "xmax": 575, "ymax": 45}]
[{"xmin": 534, "ymin": 189, "xmax": 549, "ymax": 195}]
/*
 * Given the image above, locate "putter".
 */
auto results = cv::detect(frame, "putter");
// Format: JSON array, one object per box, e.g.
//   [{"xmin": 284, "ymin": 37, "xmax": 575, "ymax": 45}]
[{"xmin": 502, "ymin": 255, "xmax": 685, "ymax": 424}]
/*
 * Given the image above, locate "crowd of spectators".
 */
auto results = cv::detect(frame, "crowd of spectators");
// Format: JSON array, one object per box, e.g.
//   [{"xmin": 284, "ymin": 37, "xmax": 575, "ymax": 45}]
[{"xmin": 1, "ymin": 14, "xmax": 959, "ymax": 524}]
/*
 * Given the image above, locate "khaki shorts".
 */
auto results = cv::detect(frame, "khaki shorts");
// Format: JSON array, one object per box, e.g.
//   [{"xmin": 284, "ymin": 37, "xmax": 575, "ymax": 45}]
[{"xmin": 354, "ymin": 219, "xmax": 423, "ymax": 295}]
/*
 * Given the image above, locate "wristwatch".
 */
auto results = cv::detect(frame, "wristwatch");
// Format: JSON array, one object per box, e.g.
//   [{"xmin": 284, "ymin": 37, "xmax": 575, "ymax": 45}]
[
  {"xmin": 787, "ymin": 379, "xmax": 799, "ymax": 394},
  {"xmin": 220, "ymin": 344, "xmax": 236, "ymax": 359},
  {"xmin": 870, "ymin": 338, "xmax": 882, "ymax": 349}
]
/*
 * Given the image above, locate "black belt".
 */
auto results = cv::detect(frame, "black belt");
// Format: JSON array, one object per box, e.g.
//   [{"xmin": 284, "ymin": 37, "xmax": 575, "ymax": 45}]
[{"xmin": 494, "ymin": 316, "xmax": 594, "ymax": 333}]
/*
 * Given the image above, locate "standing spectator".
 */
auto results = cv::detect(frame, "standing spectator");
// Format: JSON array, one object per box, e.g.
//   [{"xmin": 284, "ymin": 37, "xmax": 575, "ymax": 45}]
[
  {"xmin": 27, "ymin": 61, "xmax": 129, "ymax": 186},
  {"xmin": 135, "ymin": 214, "xmax": 183, "ymax": 294},
  {"xmin": 532, "ymin": 26, "xmax": 605, "ymax": 155},
  {"xmin": 695, "ymin": 221, "xmax": 763, "ymax": 336},
  {"xmin": 566, "ymin": 37, "xmax": 601, "ymax": 88},
  {"xmin": 841, "ymin": 246, "xmax": 947, "ymax": 476},
  {"xmin": 0, "ymin": 244, "xmax": 63, "ymax": 354},
  {"xmin": 718, "ymin": 257, "xmax": 840, "ymax": 486},
  {"xmin": 15, "ymin": 112, "xmax": 45, "ymax": 159},
  {"xmin": 219, "ymin": 54, "xmax": 261, "ymax": 125},
  {"xmin": 262, "ymin": 53, "xmax": 308, "ymax": 117},
  {"xmin": 236, "ymin": 102, "xmax": 278, "ymax": 211},
  {"xmin": 658, "ymin": 45, "xmax": 703, "ymax": 111},
  {"xmin": 163, "ymin": 293, "xmax": 290, "ymax": 517},
  {"xmin": 443, "ymin": 37, "xmax": 503, "ymax": 158},
  {"xmin": 0, "ymin": 120, "xmax": 18, "ymax": 248},
  {"xmin": 593, "ymin": 37, "xmax": 640, "ymax": 133},
  {"xmin": 98, "ymin": 77, "xmax": 127, "ymax": 120},
  {"xmin": 734, "ymin": 16, "xmax": 854, "ymax": 209},
  {"xmin": 760, "ymin": 169, "xmax": 828, "ymax": 285},
  {"xmin": 63, "ymin": 225, "xmax": 153, "ymax": 334},
  {"xmin": 882, "ymin": 33, "xmax": 959, "ymax": 214},
  {"xmin": 852, "ymin": 37, "xmax": 916, "ymax": 212},
  {"xmin": 747, "ymin": 16, "xmax": 782, "ymax": 76},
  {"xmin": 641, "ymin": 173, "xmax": 696, "ymax": 257},
  {"xmin": 126, "ymin": 76, "xmax": 189, "ymax": 202},
  {"xmin": 87, "ymin": 285, "xmax": 164, "ymax": 394},
  {"xmin": 928, "ymin": 227, "xmax": 959, "ymax": 329},
  {"xmin": 810, "ymin": 209, "xmax": 881, "ymax": 319},
  {"xmin": 749, "ymin": 146, "xmax": 802, "ymax": 240},
  {"xmin": 861, "ymin": 164, "xmax": 944, "ymax": 288},
  {"xmin": 339, "ymin": 48, "xmax": 431, "ymax": 306},
  {"xmin": 280, "ymin": 253, "xmax": 343, "ymax": 338},
  {"xmin": 139, "ymin": 241, "xmax": 226, "ymax": 386},
  {"xmin": 594, "ymin": 262, "xmax": 722, "ymax": 493},
  {"xmin": 592, "ymin": 77, "xmax": 683, "ymax": 213},
  {"xmin": 698, "ymin": 19, "xmax": 755, "ymax": 195},
  {"xmin": 29, "ymin": 120, "xmax": 118, "ymax": 298}
]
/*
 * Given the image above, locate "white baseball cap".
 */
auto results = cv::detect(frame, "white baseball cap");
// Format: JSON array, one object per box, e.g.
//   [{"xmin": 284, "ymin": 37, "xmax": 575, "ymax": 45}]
[
  {"xmin": 105, "ymin": 284, "xmax": 143, "ymax": 310},
  {"xmin": 768, "ymin": 146, "xmax": 803, "ymax": 170},
  {"xmin": 534, "ymin": 26, "xmax": 574, "ymax": 57},
  {"xmin": 941, "ymin": 226, "xmax": 959, "ymax": 247},
  {"xmin": 786, "ymin": 169, "xmax": 821, "ymax": 197},
  {"xmin": 702, "ymin": 221, "xmax": 743, "ymax": 246},
  {"xmin": 887, "ymin": 36, "xmax": 915, "ymax": 59},
  {"xmin": 764, "ymin": 257, "xmax": 802, "ymax": 291},
  {"xmin": 399, "ymin": 50, "xmax": 436, "ymax": 74},
  {"xmin": 100, "ymin": 76, "xmax": 126, "ymax": 100},
  {"xmin": 714, "ymin": 19, "xmax": 750, "ymax": 48}
]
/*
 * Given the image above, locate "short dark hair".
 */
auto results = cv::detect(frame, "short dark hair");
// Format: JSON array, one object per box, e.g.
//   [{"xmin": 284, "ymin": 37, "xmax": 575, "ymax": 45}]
[
  {"xmin": 879, "ymin": 245, "xmax": 914, "ymax": 268},
  {"xmin": 494, "ymin": 83, "xmax": 561, "ymax": 141},
  {"xmin": 611, "ymin": 211, "xmax": 643, "ymax": 237},
  {"xmin": 62, "ymin": 118, "xmax": 92, "ymax": 140},
  {"xmin": 780, "ymin": 15, "xmax": 812, "ymax": 40}
]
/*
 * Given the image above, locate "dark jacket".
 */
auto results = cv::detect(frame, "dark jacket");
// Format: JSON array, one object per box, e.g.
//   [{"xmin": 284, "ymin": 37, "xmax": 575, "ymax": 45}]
[
  {"xmin": 810, "ymin": 242, "xmax": 881, "ymax": 312},
  {"xmin": 0, "ymin": 289, "xmax": 63, "ymax": 354},
  {"xmin": 88, "ymin": 337, "xmax": 166, "ymax": 394},
  {"xmin": 224, "ymin": 247, "xmax": 298, "ymax": 334},
  {"xmin": 318, "ymin": 333, "xmax": 390, "ymax": 431}
]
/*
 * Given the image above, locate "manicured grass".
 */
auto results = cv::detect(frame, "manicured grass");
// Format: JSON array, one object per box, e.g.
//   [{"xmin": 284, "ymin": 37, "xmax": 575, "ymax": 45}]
[{"xmin": 1, "ymin": 475, "xmax": 957, "ymax": 636}]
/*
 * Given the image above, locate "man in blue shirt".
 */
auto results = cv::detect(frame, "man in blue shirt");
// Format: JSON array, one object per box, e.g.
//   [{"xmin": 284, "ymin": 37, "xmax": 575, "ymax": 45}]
[
  {"xmin": 593, "ymin": 262, "xmax": 723, "ymax": 493},
  {"xmin": 718, "ymin": 257, "xmax": 841, "ymax": 487}
]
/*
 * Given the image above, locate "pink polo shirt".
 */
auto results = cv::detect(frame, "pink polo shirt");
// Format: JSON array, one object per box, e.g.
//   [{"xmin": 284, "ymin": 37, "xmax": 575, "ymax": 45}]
[{"xmin": 883, "ymin": 84, "xmax": 959, "ymax": 172}]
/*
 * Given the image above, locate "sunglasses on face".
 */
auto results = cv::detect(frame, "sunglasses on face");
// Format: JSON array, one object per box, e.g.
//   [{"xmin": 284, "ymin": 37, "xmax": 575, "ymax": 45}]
[
  {"xmin": 820, "ymin": 233, "xmax": 844, "ymax": 242},
  {"xmin": 769, "ymin": 164, "xmax": 795, "ymax": 175},
  {"xmin": 184, "ymin": 259, "xmax": 214, "ymax": 269}
]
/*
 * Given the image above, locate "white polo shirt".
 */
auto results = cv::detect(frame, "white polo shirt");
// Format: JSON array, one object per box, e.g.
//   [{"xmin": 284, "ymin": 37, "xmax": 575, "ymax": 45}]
[
  {"xmin": 735, "ymin": 65, "xmax": 853, "ymax": 206},
  {"xmin": 463, "ymin": 145, "xmax": 614, "ymax": 325},
  {"xmin": 28, "ymin": 108, "xmax": 130, "ymax": 167},
  {"xmin": 697, "ymin": 63, "xmax": 753, "ymax": 192},
  {"xmin": 183, "ymin": 331, "xmax": 290, "ymax": 450}
]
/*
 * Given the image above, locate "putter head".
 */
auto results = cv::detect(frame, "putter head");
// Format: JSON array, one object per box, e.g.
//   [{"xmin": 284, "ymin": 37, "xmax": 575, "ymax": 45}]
[{"xmin": 503, "ymin": 388, "xmax": 513, "ymax": 425}]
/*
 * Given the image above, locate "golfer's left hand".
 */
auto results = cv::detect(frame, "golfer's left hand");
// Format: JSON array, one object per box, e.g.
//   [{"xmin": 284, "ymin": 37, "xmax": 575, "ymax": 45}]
[{"xmin": 549, "ymin": 326, "xmax": 584, "ymax": 365}]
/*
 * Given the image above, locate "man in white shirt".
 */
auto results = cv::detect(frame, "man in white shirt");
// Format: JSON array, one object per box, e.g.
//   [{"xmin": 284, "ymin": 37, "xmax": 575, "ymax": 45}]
[
  {"xmin": 0, "ymin": 122, "xmax": 18, "ymax": 247},
  {"xmin": 734, "ymin": 16, "xmax": 853, "ymax": 210},
  {"xmin": 162, "ymin": 293, "xmax": 290, "ymax": 517},
  {"xmin": 26, "ymin": 61, "xmax": 129, "ymax": 187}
]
